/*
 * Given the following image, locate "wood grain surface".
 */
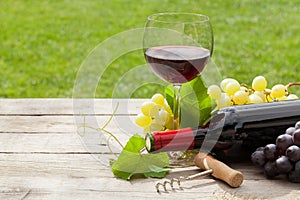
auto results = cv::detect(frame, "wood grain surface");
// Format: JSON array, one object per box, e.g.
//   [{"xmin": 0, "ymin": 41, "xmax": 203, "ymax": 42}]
[{"xmin": 0, "ymin": 99, "xmax": 299, "ymax": 200}]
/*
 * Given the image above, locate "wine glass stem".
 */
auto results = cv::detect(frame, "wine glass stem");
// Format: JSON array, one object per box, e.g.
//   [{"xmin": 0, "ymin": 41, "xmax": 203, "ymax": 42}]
[{"xmin": 173, "ymin": 84, "xmax": 181, "ymax": 129}]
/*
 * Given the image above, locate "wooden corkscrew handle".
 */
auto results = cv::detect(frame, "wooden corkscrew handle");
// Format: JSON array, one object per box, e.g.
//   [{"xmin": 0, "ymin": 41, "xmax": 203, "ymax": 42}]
[{"xmin": 194, "ymin": 152, "xmax": 244, "ymax": 188}]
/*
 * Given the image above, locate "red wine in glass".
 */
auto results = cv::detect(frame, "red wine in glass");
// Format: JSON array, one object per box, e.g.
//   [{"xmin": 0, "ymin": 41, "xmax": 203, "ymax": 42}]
[{"xmin": 145, "ymin": 45, "xmax": 210, "ymax": 84}]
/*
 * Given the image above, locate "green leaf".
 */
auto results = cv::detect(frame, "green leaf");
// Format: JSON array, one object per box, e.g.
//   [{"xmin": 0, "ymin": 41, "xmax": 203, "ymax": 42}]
[
  {"xmin": 165, "ymin": 85, "xmax": 174, "ymax": 111},
  {"xmin": 165, "ymin": 75, "xmax": 214, "ymax": 128},
  {"xmin": 111, "ymin": 134, "xmax": 169, "ymax": 180}
]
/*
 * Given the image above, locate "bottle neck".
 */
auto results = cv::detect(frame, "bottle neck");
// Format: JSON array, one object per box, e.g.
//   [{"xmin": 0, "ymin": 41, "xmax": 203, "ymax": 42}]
[
  {"xmin": 145, "ymin": 126, "xmax": 235, "ymax": 153},
  {"xmin": 145, "ymin": 127, "xmax": 192, "ymax": 152},
  {"xmin": 146, "ymin": 127, "xmax": 208, "ymax": 152}
]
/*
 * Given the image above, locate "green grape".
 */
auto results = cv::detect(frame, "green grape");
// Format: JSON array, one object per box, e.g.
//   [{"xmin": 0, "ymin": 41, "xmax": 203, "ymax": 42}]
[
  {"xmin": 155, "ymin": 109, "xmax": 170, "ymax": 125},
  {"xmin": 163, "ymin": 103, "xmax": 173, "ymax": 115},
  {"xmin": 216, "ymin": 93, "xmax": 231, "ymax": 108},
  {"xmin": 287, "ymin": 94, "xmax": 299, "ymax": 100},
  {"xmin": 240, "ymin": 86, "xmax": 250, "ymax": 95},
  {"xmin": 265, "ymin": 94, "xmax": 273, "ymax": 102},
  {"xmin": 254, "ymin": 91, "xmax": 266, "ymax": 102},
  {"xmin": 264, "ymin": 88, "xmax": 273, "ymax": 102},
  {"xmin": 264, "ymin": 88, "xmax": 272, "ymax": 96},
  {"xmin": 149, "ymin": 104, "xmax": 161, "ymax": 117},
  {"xmin": 225, "ymin": 81, "xmax": 240, "ymax": 95},
  {"xmin": 265, "ymin": 88, "xmax": 271, "ymax": 94},
  {"xmin": 141, "ymin": 102, "xmax": 161, "ymax": 117},
  {"xmin": 149, "ymin": 122, "xmax": 164, "ymax": 132},
  {"xmin": 252, "ymin": 76, "xmax": 267, "ymax": 91},
  {"xmin": 277, "ymin": 96, "xmax": 287, "ymax": 101},
  {"xmin": 249, "ymin": 94, "xmax": 264, "ymax": 104},
  {"xmin": 135, "ymin": 114, "xmax": 152, "ymax": 128},
  {"xmin": 232, "ymin": 90, "xmax": 249, "ymax": 105},
  {"xmin": 220, "ymin": 78, "xmax": 239, "ymax": 92},
  {"xmin": 165, "ymin": 114, "xmax": 174, "ymax": 130},
  {"xmin": 151, "ymin": 93, "xmax": 165, "ymax": 106},
  {"xmin": 271, "ymin": 84, "xmax": 286, "ymax": 98},
  {"xmin": 207, "ymin": 85, "xmax": 222, "ymax": 99}
]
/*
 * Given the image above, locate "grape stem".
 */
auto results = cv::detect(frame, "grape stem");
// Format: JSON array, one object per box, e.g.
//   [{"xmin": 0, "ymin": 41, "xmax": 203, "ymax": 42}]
[
  {"xmin": 286, "ymin": 82, "xmax": 300, "ymax": 89},
  {"xmin": 77, "ymin": 102, "xmax": 124, "ymax": 149},
  {"xmin": 240, "ymin": 83, "xmax": 251, "ymax": 88},
  {"xmin": 286, "ymin": 82, "xmax": 300, "ymax": 96},
  {"xmin": 240, "ymin": 83, "xmax": 254, "ymax": 93}
]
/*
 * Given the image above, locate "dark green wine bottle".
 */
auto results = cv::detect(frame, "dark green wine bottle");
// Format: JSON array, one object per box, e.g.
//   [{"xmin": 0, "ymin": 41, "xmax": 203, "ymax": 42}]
[{"xmin": 145, "ymin": 100, "xmax": 300, "ymax": 154}]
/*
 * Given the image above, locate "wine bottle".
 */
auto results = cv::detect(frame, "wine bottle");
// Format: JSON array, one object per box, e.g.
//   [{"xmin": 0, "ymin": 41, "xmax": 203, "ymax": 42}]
[{"xmin": 145, "ymin": 100, "xmax": 300, "ymax": 153}]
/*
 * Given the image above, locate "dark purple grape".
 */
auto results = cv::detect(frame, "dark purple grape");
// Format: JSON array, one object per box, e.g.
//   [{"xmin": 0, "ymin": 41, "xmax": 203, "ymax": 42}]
[
  {"xmin": 264, "ymin": 144, "xmax": 277, "ymax": 161},
  {"xmin": 285, "ymin": 127, "xmax": 296, "ymax": 136},
  {"xmin": 276, "ymin": 134, "xmax": 293, "ymax": 155},
  {"xmin": 286, "ymin": 145, "xmax": 300, "ymax": 162},
  {"xmin": 256, "ymin": 146, "xmax": 265, "ymax": 152},
  {"xmin": 288, "ymin": 170, "xmax": 300, "ymax": 183},
  {"xmin": 293, "ymin": 129, "xmax": 300, "ymax": 146},
  {"xmin": 288, "ymin": 160, "xmax": 300, "ymax": 183},
  {"xmin": 264, "ymin": 161, "xmax": 279, "ymax": 178},
  {"xmin": 295, "ymin": 160, "xmax": 300, "ymax": 171},
  {"xmin": 295, "ymin": 121, "xmax": 300, "ymax": 130},
  {"xmin": 275, "ymin": 156, "xmax": 293, "ymax": 173},
  {"xmin": 251, "ymin": 150, "xmax": 266, "ymax": 167}
]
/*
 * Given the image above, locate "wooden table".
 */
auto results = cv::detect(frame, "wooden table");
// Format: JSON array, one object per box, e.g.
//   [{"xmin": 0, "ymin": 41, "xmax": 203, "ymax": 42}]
[{"xmin": 0, "ymin": 98, "xmax": 299, "ymax": 200}]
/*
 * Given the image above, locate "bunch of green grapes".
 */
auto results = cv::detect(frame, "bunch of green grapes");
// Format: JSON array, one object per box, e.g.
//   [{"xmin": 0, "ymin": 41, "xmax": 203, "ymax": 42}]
[
  {"xmin": 135, "ymin": 93, "xmax": 174, "ymax": 134},
  {"xmin": 207, "ymin": 76, "xmax": 299, "ymax": 110}
]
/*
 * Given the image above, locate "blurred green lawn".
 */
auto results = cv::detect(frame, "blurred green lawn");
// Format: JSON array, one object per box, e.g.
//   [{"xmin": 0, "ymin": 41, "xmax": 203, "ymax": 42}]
[{"xmin": 1, "ymin": 0, "xmax": 299, "ymax": 98}]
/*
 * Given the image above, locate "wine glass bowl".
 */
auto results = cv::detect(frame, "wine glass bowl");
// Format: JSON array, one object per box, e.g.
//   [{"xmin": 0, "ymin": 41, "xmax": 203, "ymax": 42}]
[
  {"xmin": 143, "ymin": 12, "xmax": 214, "ymax": 127},
  {"xmin": 145, "ymin": 45, "xmax": 210, "ymax": 84}
]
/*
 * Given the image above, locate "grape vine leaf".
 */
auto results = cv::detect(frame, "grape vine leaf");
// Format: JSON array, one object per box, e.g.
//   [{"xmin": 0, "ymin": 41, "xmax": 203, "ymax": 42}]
[
  {"xmin": 165, "ymin": 75, "xmax": 213, "ymax": 128},
  {"xmin": 111, "ymin": 134, "xmax": 170, "ymax": 180}
]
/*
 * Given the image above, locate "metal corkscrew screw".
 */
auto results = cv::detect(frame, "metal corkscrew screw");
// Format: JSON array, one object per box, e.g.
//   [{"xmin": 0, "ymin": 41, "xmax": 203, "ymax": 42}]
[
  {"xmin": 155, "ymin": 169, "xmax": 213, "ymax": 192},
  {"xmin": 155, "ymin": 152, "xmax": 244, "ymax": 193}
]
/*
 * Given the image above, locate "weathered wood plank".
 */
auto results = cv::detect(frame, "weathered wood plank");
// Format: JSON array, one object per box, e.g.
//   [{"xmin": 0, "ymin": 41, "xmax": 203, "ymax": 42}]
[
  {"xmin": 0, "ymin": 147, "xmax": 299, "ymax": 199},
  {"xmin": 0, "ymin": 133, "xmax": 86, "ymax": 153},
  {"xmin": 0, "ymin": 98, "xmax": 299, "ymax": 199},
  {"xmin": 0, "ymin": 154, "xmax": 262, "ymax": 179},
  {"xmin": 0, "ymin": 133, "xmax": 131, "ymax": 154},
  {"xmin": 0, "ymin": 98, "xmax": 144, "ymax": 115},
  {"xmin": 0, "ymin": 115, "xmax": 142, "ymax": 134},
  {"xmin": 0, "ymin": 175, "xmax": 299, "ymax": 200},
  {"xmin": 0, "ymin": 154, "xmax": 109, "ymax": 177},
  {"xmin": 0, "ymin": 116, "xmax": 76, "ymax": 133},
  {"xmin": 0, "ymin": 154, "xmax": 298, "ymax": 189}
]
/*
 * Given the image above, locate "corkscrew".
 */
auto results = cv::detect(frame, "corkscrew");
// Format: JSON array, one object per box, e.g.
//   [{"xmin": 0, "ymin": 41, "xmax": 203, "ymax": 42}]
[
  {"xmin": 155, "ymin": 152, "xmax": 244, "ymax": 193},
  {"xmin": 155, "ymin": 168, "xmax": 213, "ymax": 192}
]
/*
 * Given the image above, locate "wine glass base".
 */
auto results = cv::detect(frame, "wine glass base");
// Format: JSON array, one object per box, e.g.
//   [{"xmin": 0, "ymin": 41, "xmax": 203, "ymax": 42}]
[{"xmin": 168, "ymin": 150, "xmax": 199, "ymax": 167}]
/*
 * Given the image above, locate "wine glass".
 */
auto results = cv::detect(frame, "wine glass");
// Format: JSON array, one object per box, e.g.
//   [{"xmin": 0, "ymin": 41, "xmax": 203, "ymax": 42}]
[{"xmin": 143, "ymin": 12, "xmax": 214, "ymax": 129}]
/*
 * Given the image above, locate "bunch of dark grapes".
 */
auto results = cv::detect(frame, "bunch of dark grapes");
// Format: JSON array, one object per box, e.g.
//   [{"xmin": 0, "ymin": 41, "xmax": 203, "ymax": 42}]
[{"xmin": 251, "ymin": 121, "xmax": 300, "ymax": 182}]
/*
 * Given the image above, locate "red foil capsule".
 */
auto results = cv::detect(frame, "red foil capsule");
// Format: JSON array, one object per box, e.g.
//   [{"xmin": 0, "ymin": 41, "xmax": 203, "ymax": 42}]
[{"xmin": 145, "ymin": 127, "xmax": 196, "ymax": 152}]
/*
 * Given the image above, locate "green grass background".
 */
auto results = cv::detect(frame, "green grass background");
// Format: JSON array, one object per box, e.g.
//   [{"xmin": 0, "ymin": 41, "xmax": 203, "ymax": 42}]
[{"xmin": 1, "ymin": 0, "xmax": 299, "ymax": 98}]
